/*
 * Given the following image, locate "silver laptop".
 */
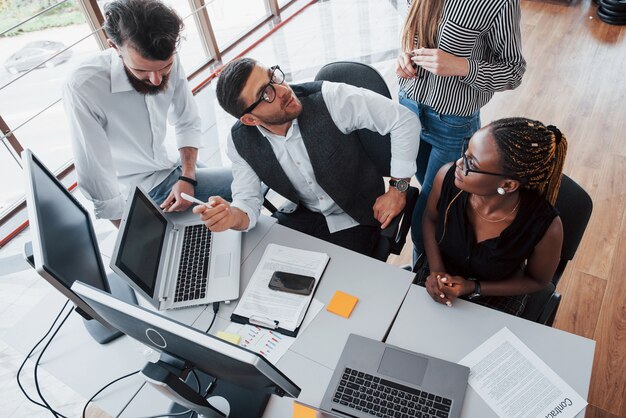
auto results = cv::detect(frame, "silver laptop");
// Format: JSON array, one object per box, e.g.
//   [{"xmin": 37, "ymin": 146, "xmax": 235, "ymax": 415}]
[
  {"xmin": 110, "ymin": 187, "xmax": 240, "ymax": 310},
  {"xmin": 321, "ymin": 334, "xmax": 469, "ymax": 418}
]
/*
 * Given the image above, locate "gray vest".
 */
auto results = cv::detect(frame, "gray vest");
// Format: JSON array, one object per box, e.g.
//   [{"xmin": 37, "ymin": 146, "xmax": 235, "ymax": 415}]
[{"xmin": 231, "ymin": 82, "xmax": 383, "ymax": 226}]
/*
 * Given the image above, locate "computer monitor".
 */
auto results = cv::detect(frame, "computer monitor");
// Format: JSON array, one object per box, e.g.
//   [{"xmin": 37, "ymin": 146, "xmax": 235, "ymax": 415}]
[
  {"xmin": 72, "ymin": 281, "xmax": 301, "ymax": 417},
  {"xmin": 22, "ymin": 148, "xmax": 136, "ymax": 344}
]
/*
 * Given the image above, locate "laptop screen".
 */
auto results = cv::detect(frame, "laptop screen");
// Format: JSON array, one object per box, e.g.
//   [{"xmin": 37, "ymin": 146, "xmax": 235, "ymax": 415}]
[{"xmin": 115, "ymin": 190, "xmax": 167, "ymax": 296}]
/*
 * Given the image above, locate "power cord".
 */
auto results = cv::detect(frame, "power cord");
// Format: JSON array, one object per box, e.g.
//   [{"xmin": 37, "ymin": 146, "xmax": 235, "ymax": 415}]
[
  {"xmin": 82, "ymin": 370, "xmax": 140, "ymax": 418},
  {"xmin": 205, "ymin": 302, "xmax": 220, "ymax": 333},
  {"xmin": 16, "ymin": 300, "xmax": 71, "ymax": 418},
  {"xmin": 33, "ymin": 307, "xmax": 74, "ymax": 417}
]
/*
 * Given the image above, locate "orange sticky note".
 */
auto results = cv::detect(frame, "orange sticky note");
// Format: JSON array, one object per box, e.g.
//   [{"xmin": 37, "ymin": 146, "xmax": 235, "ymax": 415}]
[
  {"xmin": 293, "ymin": 402, "xmax": 317, "ymax": 418},
  {"xmin": 326, "ymin": 290, "xmax": 358, "ymax": 318}
]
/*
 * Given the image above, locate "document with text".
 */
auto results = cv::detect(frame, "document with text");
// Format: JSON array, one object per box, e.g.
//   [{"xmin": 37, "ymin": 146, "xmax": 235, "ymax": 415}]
[
  {"xmin": 459, "ymin": 327, "xmax": 587, "ymax": 418},
  {"xmin": 231, "ymin": 244, "xmax": 329, "ymax": 334},
  {"xmin": 225, "ymin": 299, "xmax": 324, "ymax": 364}
]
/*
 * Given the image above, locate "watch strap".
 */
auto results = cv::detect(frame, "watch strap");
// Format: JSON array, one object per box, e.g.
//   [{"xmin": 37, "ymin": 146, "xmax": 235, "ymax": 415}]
[
  {"xmin": 467, "ymin": 279, "xmax": 481, "ymax": 300},
  {"xmin": 178, "ymin": 176, "xmax": 198, "ymax": 187}
]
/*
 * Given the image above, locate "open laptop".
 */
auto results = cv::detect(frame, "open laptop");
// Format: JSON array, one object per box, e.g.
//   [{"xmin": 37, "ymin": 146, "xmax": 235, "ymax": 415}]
[
  {"xmin": 321, "ymin": 334, "xmax": 469, "ymax": 418},
  {"xmin": 110, "ymin": 187, "xmax": 241, "ymax": 310}
]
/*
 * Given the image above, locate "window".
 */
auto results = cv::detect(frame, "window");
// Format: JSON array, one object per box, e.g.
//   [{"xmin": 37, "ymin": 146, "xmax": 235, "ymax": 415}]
[{"xmin": 207, "ymin": 0, "xmax": 271, "ymax": 49}]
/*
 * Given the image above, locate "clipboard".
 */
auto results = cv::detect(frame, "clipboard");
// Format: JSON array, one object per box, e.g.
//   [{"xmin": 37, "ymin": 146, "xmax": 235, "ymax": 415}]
[
  {"xmin": 229, "ymin": 244, "xmax": 330, "ymax": 337},
  {"xmin": 230, "ymin": 281, "xmax": 322, "ymax": 337}
]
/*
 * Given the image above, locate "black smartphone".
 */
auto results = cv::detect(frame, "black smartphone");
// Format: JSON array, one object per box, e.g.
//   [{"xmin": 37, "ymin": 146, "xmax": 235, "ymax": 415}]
[{"xmin": 268, "ymin": 271, "xmax": 316, "ymax": 296}]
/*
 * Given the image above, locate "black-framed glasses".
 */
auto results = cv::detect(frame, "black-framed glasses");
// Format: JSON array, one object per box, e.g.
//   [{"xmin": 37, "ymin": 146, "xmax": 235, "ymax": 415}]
[
  {"xmin": 240, "ymin": 65, "xmax": 285, "ymax": 117},
  {"xmin": 461, "ymin": 139, "xmax": 513, "ymax": 178}
]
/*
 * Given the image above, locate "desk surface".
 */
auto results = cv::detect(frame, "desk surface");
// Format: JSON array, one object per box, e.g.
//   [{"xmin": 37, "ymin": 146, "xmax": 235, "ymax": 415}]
[
  {"xmin": 10, "ymin": 215, "xmax": 595, "ymax": 418},
  {"xmin": 386, "ymin": 285, "xmax": 596, "ymax": 418},
  {"xmin": 121, "ymin": 221, "xmax": 415, "ymax": 417}
]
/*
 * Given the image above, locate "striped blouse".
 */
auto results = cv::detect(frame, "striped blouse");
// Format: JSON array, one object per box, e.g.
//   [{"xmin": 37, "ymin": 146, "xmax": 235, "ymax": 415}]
[{"xmin": 398, "ymin": 0, "xmax": 526, "ymax": 117}]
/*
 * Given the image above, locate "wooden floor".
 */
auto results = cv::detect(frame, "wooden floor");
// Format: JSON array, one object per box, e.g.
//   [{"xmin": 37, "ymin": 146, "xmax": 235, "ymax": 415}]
[{"xmin": 390, "ymin": 1, "xmax": 626, "ymax": 417}]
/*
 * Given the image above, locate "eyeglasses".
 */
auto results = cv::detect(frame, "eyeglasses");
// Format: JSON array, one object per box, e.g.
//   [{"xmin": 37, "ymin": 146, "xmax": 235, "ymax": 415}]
[
  {"xmin": 240, "ymin": 65, "xmax": 285, "ymax": 117},
  {"xmin": 461, "ymin": 139, "xmax": 513, "ymax": 178}
]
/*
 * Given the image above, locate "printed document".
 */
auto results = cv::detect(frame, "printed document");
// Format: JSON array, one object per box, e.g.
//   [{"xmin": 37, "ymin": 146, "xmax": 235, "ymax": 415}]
[
  {"xmin": 459, "ymin": 327, "xmax": 587, "ymax": 418},
  {"xmin": 225, "ymin": 299, "xmax": 324, "ymax": 364},
  {"xmin": 232, "ymin": 244, "xmax": 329, "ymax": 332}
]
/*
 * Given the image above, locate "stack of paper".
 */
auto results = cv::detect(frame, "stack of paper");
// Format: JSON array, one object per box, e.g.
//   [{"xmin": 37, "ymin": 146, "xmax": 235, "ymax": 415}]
[{"xmin": 231, "ymin": 244, "xmax": 329, "ymax": 336}]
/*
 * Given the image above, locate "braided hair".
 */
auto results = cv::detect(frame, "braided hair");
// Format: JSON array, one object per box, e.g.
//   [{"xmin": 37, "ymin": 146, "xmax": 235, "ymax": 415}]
[{"xmin": 490, "ymin": 117, "xmax": 568, "ymax": 205}]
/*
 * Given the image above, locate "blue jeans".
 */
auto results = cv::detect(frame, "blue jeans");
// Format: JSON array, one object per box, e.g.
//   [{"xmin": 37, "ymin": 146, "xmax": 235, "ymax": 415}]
[
  {"xmin": 148, "ymin": 163, "xmax": 233, "ymax": 205},
  {"xmin": 398, "ymin": 90, "xmax": 480, "ymax": 263}
]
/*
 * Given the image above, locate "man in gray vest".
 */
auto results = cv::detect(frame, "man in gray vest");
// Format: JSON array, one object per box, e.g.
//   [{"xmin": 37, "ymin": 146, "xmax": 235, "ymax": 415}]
[{"xmin": 194, "ymin": 58, "xmax": 420, "ymax": 255}]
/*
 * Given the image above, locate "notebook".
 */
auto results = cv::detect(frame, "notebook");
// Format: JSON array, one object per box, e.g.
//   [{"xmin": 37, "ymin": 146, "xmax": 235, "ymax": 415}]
[
  {"xmin": 320, "ymin": 334, "xmax": 469, "ymax": 418},
  {"xmin": 110, "ymin": 187, "xmax": 240, "ymax": 310}
]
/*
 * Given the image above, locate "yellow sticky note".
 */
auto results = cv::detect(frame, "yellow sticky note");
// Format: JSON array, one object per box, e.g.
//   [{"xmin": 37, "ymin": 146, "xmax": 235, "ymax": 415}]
[
  {"xmin": 326, "ymin": 290, "xmax": 358, "ymax": 318},
  {"xmin": 215, "ymin": 331, "xmax": 241, "ymax": 345},
  {"xmin": 293, "ymin": 402, "xmax": 317, "ymax": 418}
]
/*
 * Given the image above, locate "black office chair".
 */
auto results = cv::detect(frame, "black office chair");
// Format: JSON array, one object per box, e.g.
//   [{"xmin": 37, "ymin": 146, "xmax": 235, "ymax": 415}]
[
  {"xmin": 521, "ymin": 174, "xmax": 593, "ymax": 326},
  {"xmin": 263, "ymin": 61, "xmax": 419, "ymax": 261}
]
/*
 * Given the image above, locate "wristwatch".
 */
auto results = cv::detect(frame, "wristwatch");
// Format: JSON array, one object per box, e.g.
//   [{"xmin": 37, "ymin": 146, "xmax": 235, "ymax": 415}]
[
  {"xmin": 467, "ymin": 279, "xmax": 482, "ymax": 300},
  {"xmin": 389, "ymin": 178, "xmax": 410, "ymax": 193}
]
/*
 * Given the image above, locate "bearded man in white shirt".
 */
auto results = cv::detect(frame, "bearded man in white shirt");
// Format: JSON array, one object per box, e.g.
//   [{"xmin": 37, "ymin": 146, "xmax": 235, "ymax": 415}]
[
  {"xmin": 193, "ymin": 58, "xmax": 420, "ymax": 256},
  {"xmin": 63, "ymin": 0, "xmax": 232, "ymax": 228}
]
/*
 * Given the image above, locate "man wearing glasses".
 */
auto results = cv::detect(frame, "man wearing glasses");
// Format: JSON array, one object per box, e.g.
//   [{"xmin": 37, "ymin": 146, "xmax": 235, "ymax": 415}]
[
  {"xmin": 63, "ymin": 0, "xmax": 232, "ymax": 227},
  {"xmin": 194, "ymin": 58, "xmax": 420, "ymax": 256}
]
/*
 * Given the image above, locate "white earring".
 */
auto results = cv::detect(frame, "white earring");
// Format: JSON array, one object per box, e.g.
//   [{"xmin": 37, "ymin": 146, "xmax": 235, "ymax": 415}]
[{"xmin": 497, "ymin": 187, "xmax": 506, "ymax": 195}]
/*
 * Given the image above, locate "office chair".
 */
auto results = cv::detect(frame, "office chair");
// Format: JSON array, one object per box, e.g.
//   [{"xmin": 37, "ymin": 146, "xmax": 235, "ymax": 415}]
[
  {"xmin": 263, "ymin": 61, "xmax": 419, "ymax": 261},
  {"xmin": 522, "ymin": 174, "xmax": 593, "ymax": 326}
]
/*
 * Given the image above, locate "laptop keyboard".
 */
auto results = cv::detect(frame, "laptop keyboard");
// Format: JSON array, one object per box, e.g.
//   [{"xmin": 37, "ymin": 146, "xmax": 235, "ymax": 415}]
[
  {"xmin": 174, "ymin": 225, "xmax": 211, "ymax": 302},
  {"xmin": 332, "ymin": 367, "xmax": 452, "ymax": 418}
]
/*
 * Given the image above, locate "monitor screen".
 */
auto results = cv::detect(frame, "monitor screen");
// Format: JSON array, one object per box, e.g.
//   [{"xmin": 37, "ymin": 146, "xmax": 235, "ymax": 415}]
[
  {"xmin": 114, "ymin": 189, "xmax": 167, "ymax": 296},
  {"xmin": 72, "ymin": 281, "xmax": 301, "ymax": 398},
  {"xmin": 23, "ymin": 149, "xmax": 112, "ymax": 325}
]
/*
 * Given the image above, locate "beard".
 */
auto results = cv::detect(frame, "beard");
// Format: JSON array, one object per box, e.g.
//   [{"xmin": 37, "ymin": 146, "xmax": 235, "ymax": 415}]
[
  {"xmin": 123, "ymin": 65, "xmax": 170, "ymax": 95},
  {"xmin": 258, "ymin": 94, "xmax": 303, "ymax": 125}
]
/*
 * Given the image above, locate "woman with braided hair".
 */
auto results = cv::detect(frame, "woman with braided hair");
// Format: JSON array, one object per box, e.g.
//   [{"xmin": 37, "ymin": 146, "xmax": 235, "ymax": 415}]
[{"xmin": 417, "ymin": 117, "xmax": 567, "ymax": 315}]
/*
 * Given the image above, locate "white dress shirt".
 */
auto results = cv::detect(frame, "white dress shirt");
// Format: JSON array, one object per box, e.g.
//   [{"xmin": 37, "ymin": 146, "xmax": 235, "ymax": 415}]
[
  {"xmin": 228, "ymin": 81, "xmax": 420, "ymax": 232},
  {"xmin": 62, "ymin": 50, "xmax": 202, "ymax": 220}
]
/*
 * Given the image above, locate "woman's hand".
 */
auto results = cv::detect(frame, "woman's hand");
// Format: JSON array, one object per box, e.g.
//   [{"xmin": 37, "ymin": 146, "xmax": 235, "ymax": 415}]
[
  {"xmin": 395, "ymin": 52, "xmax": 418, "ymax": 79},
  {"xmin": 410, "ymin": 48, "xmax": 469, "ymax": 77},
  {"xmin": 424, "ymin": 271, "xmax": 453, "ymax": 306},
  {"xmin": 439, "ymin": 275, "xmax": 475, "ymax": 304}
]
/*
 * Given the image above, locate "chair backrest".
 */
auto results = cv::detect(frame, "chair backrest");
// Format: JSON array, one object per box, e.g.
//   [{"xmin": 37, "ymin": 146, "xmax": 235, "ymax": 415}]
[
  {"xmin": 523, "ymin": 174, "xmax": 592, "ymax": 325},
  {"xmin": 314, "ymin": 61, "xmax": 392, "ymax": 177},
  {"xmin": 551, "ymin": 174, "xmax": 593, "ymax": 285}
]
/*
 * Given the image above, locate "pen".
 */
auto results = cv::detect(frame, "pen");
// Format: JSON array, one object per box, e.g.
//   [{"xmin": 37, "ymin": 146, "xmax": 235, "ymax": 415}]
[{"xmin": 180, "ymin": 192, "xmax": 215, "ymax": 208}]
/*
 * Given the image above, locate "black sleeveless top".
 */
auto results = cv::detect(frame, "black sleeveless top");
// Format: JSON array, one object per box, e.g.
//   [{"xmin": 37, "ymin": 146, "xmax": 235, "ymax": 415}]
[{"xmin": 435, "ymin": 165, "xmax": 558, "ymax": 281}]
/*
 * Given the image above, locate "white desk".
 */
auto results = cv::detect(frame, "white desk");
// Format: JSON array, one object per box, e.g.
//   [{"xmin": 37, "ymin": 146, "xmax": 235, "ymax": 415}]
[
  {"xmin": 120, "ymin": 221, "xmax": 415, "ymax": 417},
  {"xmin": 386, "ymin": 285, "xmax": 595, "ymax": 418}
]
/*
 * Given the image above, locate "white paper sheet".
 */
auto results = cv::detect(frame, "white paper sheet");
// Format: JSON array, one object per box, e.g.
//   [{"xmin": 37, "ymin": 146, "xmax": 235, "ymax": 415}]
[
  {"xmin": 225, "ymin": 299, "xmax": 324, "ymax": 364},
  {"xmin": 459, "ymin": 327, "xmax": 587, "ymax": 418},
  {"xmin": 232, "ymin": 244, "xmax": 329, "ymax": 332}
]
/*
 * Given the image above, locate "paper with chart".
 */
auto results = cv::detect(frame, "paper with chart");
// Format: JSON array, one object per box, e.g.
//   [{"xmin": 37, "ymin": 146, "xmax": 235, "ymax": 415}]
[
  {"xmin": 225, "ymin": 299, "xmax": 324, "ymax": 364},
  {"xmin": 232, "ymin": 244, "xmax": 329, "ymax": 332},
  {"xmin": 459, "ymin": 327, "xmax": 587, "ymax": 418}
]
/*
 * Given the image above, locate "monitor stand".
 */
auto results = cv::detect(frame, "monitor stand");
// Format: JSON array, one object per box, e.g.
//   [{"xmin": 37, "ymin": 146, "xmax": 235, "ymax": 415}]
[
  {"xmin": 79, "ymin": 272, "xmax": 137, "ymax": 344},
  {"xmin": 23, "ymin": 241, "xmax": 137, "ymax": 345},
  {"xmin": 142, "ymin": 355, "xmax": 270, "ymax": 418}
]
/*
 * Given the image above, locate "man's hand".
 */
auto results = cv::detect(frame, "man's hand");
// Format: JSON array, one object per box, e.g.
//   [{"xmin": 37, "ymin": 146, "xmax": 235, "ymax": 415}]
[
  {"xmin": 410, "ymin": 48, "xmax": 469, "ymax": 77},
  {"xmin": 373, "ymin": 187, "xmax": 406, "ymax": 229},
  {"xmin": 160, "ymin": 180, "xmax": 194, "ymax": 212},
  {"xmin": 192, "ymin": 196, "xmax": 247, "ymax": 232},
  {"xmin": 395, "ymin": 52, "xmax": 418, "ymax": 79}
]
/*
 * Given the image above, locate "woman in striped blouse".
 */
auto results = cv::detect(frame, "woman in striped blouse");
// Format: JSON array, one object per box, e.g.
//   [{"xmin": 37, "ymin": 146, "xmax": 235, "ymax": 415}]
[{"xmin": 396, "ymin": 0, "xmax": 526, "ymax": 264}]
